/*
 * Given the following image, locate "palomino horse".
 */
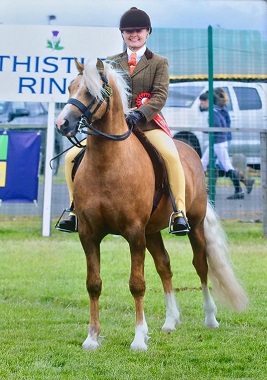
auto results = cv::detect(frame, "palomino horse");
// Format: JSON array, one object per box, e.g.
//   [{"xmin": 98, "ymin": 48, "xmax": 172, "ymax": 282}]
[{"xmin": 56, "ymin": 58, "xmax": 248, "ymax": 351}]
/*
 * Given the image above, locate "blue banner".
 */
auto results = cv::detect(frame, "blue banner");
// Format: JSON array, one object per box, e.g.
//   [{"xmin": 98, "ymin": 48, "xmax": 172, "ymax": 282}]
[{"xmin": 0, "ymin": 130, "xmax": 41, "ymax": 203}]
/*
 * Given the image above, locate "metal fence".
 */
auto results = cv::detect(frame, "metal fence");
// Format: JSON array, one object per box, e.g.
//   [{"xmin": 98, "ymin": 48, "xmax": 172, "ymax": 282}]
[{"xmin": 1, "ymin": 129, "xmax": 266, "ymax": 237}]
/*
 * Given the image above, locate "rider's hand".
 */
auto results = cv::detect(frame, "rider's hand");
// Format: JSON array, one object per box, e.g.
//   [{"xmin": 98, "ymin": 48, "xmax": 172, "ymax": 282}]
[{"xmin": 125, "ymin": 110, "xmax": 145, "ymax": 128}]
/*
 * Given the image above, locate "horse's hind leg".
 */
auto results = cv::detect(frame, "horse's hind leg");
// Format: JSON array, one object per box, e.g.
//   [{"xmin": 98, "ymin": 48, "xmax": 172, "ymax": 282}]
[
  {"xmin": 189, "ymin": 225, "xmax": 219, "ymax": 328},
  {"xmin": 146, "ymin": 232, "xmax": 181, "ymax": 332}
]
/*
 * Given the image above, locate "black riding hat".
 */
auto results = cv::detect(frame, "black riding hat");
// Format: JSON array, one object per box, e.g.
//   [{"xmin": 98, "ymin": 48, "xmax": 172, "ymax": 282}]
[{"xmin": 119, "ymin": 7, "xmax": 152, "ymax": 34}]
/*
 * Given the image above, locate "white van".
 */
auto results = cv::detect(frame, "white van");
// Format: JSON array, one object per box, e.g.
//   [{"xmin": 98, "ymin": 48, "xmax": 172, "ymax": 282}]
[{"xmin": 162, "ymin": 81, "xmax": 267, "ymax": 169}]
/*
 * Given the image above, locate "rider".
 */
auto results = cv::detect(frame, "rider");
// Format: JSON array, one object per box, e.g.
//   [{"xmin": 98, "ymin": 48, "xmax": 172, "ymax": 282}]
[{"xmin": 57, "ymin": 7, "xmax": 190, "ymax": 236}]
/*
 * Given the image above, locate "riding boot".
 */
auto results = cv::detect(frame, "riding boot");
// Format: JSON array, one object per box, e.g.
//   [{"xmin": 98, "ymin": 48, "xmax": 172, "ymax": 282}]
[
  {"xmin": 169, "ymin": 211, "xmax": 191, "ymax": 236},
  {"xmin": 226, "ymin": 170, "xmax": 244, "ymax": 199},
  {"xmin": 57, "ymin": 212, "xmax": 78, "ymax": 232},
  {"xmin": 172, "ymin": 215, "xmax": 190, "ymax": 236}
]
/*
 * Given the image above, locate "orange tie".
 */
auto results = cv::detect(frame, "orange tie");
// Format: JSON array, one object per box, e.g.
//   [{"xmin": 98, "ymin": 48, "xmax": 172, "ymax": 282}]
[{"xmin": 128, "ymin": 52, "xmax": 137, "ymax": 74}]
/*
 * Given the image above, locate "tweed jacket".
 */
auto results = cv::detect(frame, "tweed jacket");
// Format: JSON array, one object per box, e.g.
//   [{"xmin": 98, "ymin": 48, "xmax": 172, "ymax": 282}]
[{"xmin": 106, "ymin": 48, "xmax": 169, "ymax": 131}]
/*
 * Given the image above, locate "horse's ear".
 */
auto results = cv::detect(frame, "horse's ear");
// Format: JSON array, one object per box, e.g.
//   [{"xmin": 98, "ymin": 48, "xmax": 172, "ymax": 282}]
[
  {"xmin": 96, "ymin": 58, "xmax": 105, "ymax": 74},
  {"xmin": 74, "ymin": 57, "xmax": 84, "ymax": 73}
]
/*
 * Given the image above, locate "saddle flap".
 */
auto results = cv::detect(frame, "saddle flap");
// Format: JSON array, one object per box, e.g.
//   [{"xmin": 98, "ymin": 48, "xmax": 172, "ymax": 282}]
[{"xmin": 133, "ymin": 127, "xmax": 167, "ymax": 189}]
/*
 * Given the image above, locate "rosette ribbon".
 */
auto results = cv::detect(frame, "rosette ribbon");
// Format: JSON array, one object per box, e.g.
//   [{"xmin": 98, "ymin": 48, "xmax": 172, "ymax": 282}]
[{"xmin": 136, "ymin": 92, "xmax": 172, "ymax": 137}]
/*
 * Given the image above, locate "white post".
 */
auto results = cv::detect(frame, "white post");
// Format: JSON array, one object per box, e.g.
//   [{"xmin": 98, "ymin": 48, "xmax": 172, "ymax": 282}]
[
  {"xmin": 42, "ymin": 102, "xmax": 55, "ymax": 237},
  {"xmin": 260, "ymin": 132, "xmax": 267, "ymax": 238}
]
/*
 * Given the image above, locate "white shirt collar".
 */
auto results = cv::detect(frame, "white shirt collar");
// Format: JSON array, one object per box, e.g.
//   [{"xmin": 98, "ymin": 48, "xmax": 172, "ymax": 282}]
[{"xmin": 127, "ymin": 45, "xmax": 146, "ymax": 62}]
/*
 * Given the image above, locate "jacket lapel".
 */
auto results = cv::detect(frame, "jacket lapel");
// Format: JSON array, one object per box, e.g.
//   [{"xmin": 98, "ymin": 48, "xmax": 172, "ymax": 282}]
[{"xmin": 131, "ymin": 48, "xmax": 153, "ymax": 76}]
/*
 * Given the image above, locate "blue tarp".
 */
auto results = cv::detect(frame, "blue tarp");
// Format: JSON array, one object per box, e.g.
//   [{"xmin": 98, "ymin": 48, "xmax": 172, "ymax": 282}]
[{"xmin": 0, "ymin": 130, "xmax": 41, "ymax": 203}]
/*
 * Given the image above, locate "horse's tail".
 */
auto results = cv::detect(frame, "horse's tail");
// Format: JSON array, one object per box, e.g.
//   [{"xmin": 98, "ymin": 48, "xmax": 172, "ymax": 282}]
[{"xmin": 204, "ymin": 201, "xmax": 249, "ymax": 312}]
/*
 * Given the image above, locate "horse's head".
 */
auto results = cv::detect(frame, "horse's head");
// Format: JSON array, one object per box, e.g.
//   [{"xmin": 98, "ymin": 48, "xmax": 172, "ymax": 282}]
[{"xmin": 56, "ymin": 58, "xmax": 114, "ymax": 137}]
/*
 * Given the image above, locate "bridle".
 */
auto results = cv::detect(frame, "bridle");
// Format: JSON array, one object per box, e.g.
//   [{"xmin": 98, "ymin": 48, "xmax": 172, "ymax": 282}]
[{"xmin": 67, "ymin": 72, "xmax": 134, "ymax": 144}]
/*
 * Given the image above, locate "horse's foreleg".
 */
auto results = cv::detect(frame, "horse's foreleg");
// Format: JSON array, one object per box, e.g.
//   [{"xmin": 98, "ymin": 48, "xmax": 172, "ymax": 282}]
[
  {"xmin": 128, "ymin": 235, "xmax": 148, "ymax": 351},
  {"xmin": 189, "ymin": 226, "xmax": 219, "ymax": 328},
  {"xmin": 146, "ymin": 232, "xmax": 181, "ymax": 332},
  {"xmin": 81, "ymin": 241, "xmax": 102, "ymax": 350}
]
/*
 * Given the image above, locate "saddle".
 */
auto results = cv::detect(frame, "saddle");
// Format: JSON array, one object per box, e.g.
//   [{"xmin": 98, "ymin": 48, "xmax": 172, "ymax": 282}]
[{"xmin": 71, "ymin": 128, "xmax": 169, "ymax": 214}]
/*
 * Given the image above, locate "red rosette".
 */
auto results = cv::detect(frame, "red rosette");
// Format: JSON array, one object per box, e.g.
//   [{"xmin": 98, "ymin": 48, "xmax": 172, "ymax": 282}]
[
  {"xmin": 136, "ymin": 92, "xmax": 151, "ymax": 107},
  {"xmin": 135, "ymin": 92, "xmax": 172, "ymax": 138}
]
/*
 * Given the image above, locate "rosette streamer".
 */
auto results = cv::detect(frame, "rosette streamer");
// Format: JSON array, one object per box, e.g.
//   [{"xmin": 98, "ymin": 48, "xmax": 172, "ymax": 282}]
[{"xmin": 136, "ymin": 93, "xmax": 172, "ymax": 137}]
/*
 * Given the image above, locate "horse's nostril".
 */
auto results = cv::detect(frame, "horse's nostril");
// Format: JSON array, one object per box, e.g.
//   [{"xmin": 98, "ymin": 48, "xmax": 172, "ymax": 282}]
[{"xmin": 63, "ymin": 119, "xmax": 69, "ymax": 127}]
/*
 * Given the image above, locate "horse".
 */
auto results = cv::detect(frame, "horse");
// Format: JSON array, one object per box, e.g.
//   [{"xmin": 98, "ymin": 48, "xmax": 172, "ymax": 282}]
[{"xmin": 55, "ymin": 58, "xmax": 248, "ymax": 351}]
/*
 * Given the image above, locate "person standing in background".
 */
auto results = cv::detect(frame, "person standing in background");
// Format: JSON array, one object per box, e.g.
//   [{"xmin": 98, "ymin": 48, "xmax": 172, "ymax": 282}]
[{"xmin": 200, "ymin": 88, "xmax": 245, "ymax": 200}]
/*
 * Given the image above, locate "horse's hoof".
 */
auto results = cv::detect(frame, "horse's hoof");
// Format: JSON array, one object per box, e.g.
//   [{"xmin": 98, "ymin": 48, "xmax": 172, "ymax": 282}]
[
  {"xmin": 82, "ymin": 337, "xmax": 100, "ymax": 350},
  {"xmin": 130, "ymin": 340, "xmax": 148, "ymax": 351},
  {"xmin": 162, "ymin": 324, "xmax": 176, "ymax": 333},
  {"xmin": 162, "ymin": 317, "xmax": 181, "ymax": 332},
  {"xmin": 205, "ymin": 316, "xmax": 220, "ymax": 328}
]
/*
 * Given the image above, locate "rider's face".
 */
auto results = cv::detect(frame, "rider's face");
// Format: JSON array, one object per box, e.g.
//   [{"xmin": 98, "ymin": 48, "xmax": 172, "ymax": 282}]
[{"xmin": 122, "ymin": 29, "xmax": 149, "ymax": 51}]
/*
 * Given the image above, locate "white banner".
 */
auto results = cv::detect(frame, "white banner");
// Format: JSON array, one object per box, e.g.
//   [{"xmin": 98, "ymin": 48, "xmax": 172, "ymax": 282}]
[{"xmin": 0, "ymin": 25, "xmax": 123, "ymax": 102}]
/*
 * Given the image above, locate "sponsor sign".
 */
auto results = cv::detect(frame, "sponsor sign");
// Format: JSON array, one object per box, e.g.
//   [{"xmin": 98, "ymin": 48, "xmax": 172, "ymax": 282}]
[{"xmin": 0, "ymin": 25, "xmax": 122, "ymax": 102}]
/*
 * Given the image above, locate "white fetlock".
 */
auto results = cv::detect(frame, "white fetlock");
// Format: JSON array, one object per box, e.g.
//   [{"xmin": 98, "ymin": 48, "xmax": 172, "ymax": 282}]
[
  {"xmin": 162, "ymin": 292, "xmax": 181, "ymax": 332},
  {"xmin": 82, "ymin": 335, "xmax": 100, "ymax": 350},
  {"xmin": 202, "ymin": 286, "xmax": 219, "ymax": 328},
  {"xmin": 130, "ymin": 323, "xmax": 149, "ymax": 351}
]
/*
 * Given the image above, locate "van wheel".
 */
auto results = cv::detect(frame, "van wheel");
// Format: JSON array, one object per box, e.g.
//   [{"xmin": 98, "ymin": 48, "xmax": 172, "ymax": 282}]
[{"xmin": 173, "ymin": 132, "xmax": 202, "ymax": 158}]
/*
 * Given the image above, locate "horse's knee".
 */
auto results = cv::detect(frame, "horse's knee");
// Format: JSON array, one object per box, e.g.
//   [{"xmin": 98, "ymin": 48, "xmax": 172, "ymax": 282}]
[
  {"xmin": 86, "ymin": 280, "xmax": 102, "ymax": 298},
  {"xmin": 129, "ymin": 278, "xmax": 146, "ymax": 298}
]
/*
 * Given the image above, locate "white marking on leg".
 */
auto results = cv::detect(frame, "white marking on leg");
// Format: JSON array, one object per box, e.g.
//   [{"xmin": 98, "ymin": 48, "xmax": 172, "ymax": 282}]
[
  {"xmin": 202, "ymin": 285, "xmax": 220, "ymax": 328},
  {"xmin": 130, "ymin": 314, "xmax": 149, "ymax": 351},
  {"xmin": 82, "ymin": 332, "xmax": 100, "ymax": 350},
  {"xmin": 162, "ymin": 292, "xmax": 181, "ymax": 332}
]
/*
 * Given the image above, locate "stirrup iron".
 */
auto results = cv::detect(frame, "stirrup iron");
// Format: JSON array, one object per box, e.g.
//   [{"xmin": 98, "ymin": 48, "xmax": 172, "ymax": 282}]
[
  {"xmin": 55, "ymin": 207, "xmax": 78, "ymax": 232},
  {"xmin": 168, "ymin": 210, "xmax": 190, "ymax": 234}
]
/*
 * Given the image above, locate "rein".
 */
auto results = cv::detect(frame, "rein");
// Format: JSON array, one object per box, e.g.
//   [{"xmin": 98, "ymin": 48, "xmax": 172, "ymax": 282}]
[
  {"xmin": 78, "ymin": 115, "xmax": 135, "ymax": 141},
  {"xmin": 49, "ymin": 137, "xmax": 86, "ymax": 170}
]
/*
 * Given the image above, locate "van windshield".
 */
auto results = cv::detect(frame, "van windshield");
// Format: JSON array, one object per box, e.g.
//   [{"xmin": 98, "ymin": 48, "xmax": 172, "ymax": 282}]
[{"xmin": 166, "ymin": 86, "xmax": 205, "ymax": 108}]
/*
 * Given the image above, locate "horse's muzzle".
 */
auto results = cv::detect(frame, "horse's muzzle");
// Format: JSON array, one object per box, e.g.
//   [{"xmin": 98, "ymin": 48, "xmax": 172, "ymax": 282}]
[{"xmin": 56, "ymin": 119, "xmax": 77, "ymax": 137}]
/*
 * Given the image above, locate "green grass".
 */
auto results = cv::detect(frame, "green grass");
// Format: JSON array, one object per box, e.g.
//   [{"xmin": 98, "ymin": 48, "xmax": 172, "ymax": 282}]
[{"xmin": 0, "ymin": 217, "xmax": 266, "ymax": 379}]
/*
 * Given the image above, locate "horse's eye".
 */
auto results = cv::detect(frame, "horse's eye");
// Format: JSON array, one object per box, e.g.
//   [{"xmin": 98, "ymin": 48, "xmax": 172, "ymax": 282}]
[{"xmin": 68, "ymin": 79, "xmax": 75, "ymax": 91}]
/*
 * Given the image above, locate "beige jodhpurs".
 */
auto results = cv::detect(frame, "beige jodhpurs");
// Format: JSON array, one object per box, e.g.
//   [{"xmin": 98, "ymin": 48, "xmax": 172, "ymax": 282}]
[
  {"xmin": 144, "ymin": 129, "xmax": 186, "ymax": 214},
  {"xmin": 64, "ymin": 145, "xmax": 83, "ymax": 211},
  {"xmin": 64, "ymin": 129, "xmax": 186, "ymax": 214}
]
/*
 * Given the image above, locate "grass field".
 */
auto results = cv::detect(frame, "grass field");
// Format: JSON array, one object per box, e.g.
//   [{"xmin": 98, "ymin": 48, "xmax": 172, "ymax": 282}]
[{"xmin": 0, "ymin": 216, "xmax": 266, "ymax": 379}]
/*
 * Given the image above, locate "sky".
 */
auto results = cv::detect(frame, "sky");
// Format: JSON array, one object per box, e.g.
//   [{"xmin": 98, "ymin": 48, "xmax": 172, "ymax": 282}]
[{"xmin": 0, "ymin": 0, "xmax": 266, "ymax": 37}]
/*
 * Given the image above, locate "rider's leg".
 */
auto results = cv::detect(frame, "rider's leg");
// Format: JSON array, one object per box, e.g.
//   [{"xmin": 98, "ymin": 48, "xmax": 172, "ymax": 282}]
[
  {"xmin": 144, "ymin": 129, "xmax": 190, "ymax": 235},
  {"xmin": 58, "ymin": 145, "xmax": 82, "ymax": 232}
]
